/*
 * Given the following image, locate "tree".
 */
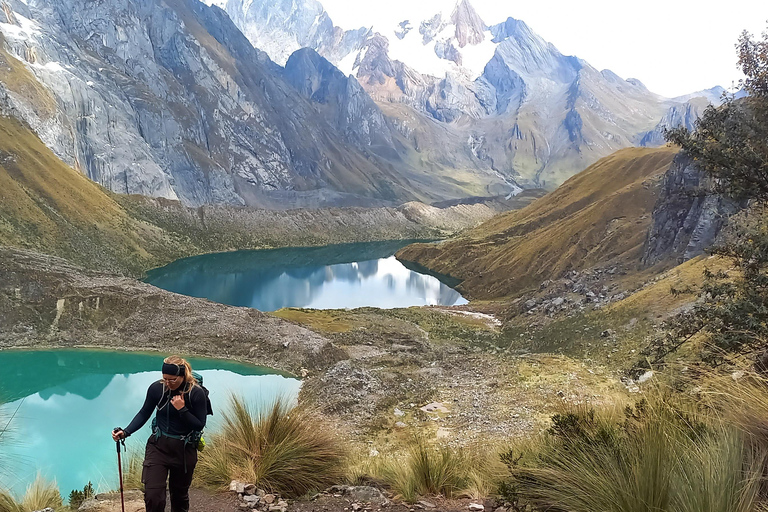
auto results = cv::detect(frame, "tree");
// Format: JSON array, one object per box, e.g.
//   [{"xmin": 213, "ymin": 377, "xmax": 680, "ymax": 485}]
[
  {"xmin": 665, "ymin": 27, "xmax": 768, "ymax": 201},
  {"xmin": 644, "ymin": 25, "xmax": 768, "ymax": 370}
]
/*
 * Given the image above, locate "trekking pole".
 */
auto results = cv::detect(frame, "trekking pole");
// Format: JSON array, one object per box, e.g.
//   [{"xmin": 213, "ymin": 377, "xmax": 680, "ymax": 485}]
[{"xmin": 113, "ymin": 428, "xmax": 126, "ymax": 512}]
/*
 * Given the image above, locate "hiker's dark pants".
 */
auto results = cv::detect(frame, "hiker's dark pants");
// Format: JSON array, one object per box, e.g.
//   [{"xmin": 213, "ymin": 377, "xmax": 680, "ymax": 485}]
[{"xmin": 142, "ymin": 434, "xmax": 198, "ymax": 512}]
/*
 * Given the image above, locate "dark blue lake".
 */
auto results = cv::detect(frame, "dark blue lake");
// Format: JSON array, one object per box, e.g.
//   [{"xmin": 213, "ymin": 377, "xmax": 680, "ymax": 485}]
[{"xmin": 144, "ymin": 241, "xmax": 467, "ymax": 311}]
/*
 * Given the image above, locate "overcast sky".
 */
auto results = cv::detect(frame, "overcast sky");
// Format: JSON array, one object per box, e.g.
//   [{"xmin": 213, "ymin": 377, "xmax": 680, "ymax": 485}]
[{"xmin": 319, "ymin": 0, "xmax": 768, "ymax": 98}]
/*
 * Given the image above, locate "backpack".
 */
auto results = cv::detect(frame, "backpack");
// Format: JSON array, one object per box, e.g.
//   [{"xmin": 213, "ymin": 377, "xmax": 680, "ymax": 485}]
[
  {"xmin": 151, "ymin": 371, "xmax": 213, "ymax": 451},
  {"xmin": 191, "ymin": 371, "xmax": 214, "ymax": 417}
]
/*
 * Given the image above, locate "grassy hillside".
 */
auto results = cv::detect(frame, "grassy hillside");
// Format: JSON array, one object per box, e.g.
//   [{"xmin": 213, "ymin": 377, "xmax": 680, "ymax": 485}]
[
  {"xmin": 397, "ymin": 146, "xmax": 679, "ymax": 299},
  {"xmin": 0, "ymin": 116, "xmax": 195, "ymax": 274}
]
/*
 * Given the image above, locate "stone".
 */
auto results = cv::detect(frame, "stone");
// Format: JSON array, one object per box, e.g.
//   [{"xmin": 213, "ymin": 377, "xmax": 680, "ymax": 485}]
[
  {"xmin": 243, "ymin": 495, "xmax": 260, "ymax": 506},
  {"xmin": 230, "ymin": 481, "xmax": 246, "ymax": 493},
  {"xmin": 394, "ymin": 421, "xmax": 407, "ymax": 428},
  {"xmin": 419, "ymin": 500, "xmax": 436, "ymax": 508},
  {"xmin": 263, "ymin": 494, "xmax": 276, "ymax": 504},
  {"xmin": 468, "ymin": 504, "xmax": 485, "ymax": 511},
  {"xmin": 394, "ymin": 407, "xmax": 405, "ymax": 417},
  {"xmin": 552, "ymin": 297, "xmax": 565, "ymax": 307},
  {"xmin": 637, "ymin": 370, "xmax": 654, "ymax": 384},
  {"xmin": 244, "ymin": 484, "xmax": 257, "ymax": 495},
  {"xmin": 346, "ymin": 486, "xmax": 386, "ymax": 503}
]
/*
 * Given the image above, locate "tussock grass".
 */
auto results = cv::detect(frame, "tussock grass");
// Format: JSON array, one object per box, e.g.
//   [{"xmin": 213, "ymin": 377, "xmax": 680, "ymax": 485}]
[
  {"xmin": 352, "ymin": 438, "xmax": 503, "ymax": 503},
  {"xmin": 20, "ymin": 475, "xmax": 62, "ymax": 512},
  {"xmin": 0, "ymin": 474, "xmax": 62, "ymax": 512},
  {"xmin": 122, "ymin": 449, "xmax": 145, "ymax": 491},
  {"xmin": 504, "ymin": 378, "xmax": 768, "ymax": 512},
  {"xmin": 195, "ymin": 396, "xmax": 345, "ymax": 497}
]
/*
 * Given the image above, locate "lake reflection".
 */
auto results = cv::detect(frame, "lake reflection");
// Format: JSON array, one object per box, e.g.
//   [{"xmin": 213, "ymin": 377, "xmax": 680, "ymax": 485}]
[
  {"xmin": 145, "ymin": 241, "xmax": 467, "ymax": 311},
  {"xmin": 0, "ymin": 350, "xmax": 300, "ymax": 497}
]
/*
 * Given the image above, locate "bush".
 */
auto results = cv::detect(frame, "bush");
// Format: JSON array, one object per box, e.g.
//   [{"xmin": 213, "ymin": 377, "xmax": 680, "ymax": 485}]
[
  {"xmin": 502, "ymin": 383, "xmax": 768, "ymax": 512},
  {"xmin": 377, "ymin": 437, "xmax": 502, "ymax": 502},
  {"xmin": 194, "ymin": 396, "xmax": 345, "ymax": 497},
  {"xmin": 0, "ymin": 474, "xmax": 63, "ymax": 512}
]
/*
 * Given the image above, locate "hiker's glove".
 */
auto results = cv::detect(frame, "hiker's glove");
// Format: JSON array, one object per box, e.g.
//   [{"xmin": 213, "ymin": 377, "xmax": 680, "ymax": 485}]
[{"xmin": 112, "ymin": 428, "xmax": 126, "ymax": 441}]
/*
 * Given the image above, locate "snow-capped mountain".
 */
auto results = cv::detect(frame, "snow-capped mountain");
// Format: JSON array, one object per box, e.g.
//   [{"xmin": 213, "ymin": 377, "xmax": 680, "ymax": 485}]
[
  {"xmin": 209, "ymin": 0, "xmax": 720, "ymax": 188},
  {"xmin": 0, "ymin": 0, "xmax": 511, "ymax": 208}
]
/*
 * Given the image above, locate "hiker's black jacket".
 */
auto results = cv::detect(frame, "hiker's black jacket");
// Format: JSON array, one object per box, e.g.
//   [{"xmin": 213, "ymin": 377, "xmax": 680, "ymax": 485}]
[{"xmin": 124, "ymin": 381, "xmax": 207, "ymax": 437}]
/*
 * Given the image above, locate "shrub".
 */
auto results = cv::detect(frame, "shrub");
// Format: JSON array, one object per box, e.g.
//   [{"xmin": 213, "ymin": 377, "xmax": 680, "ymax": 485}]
[
  {"xmin": 502, "ymin": 383, "xmax": 768, "ymax": 512},
  {"xmin": 378, "ymin": 437, "xmax": 502, "ymax": 502},
  {"xmin": 195, "ymin": 396, "xmax": 345, "ymax": 497},
  {"xmin": 15, "ymin": 474, "xmax": 61, "ymax": 512}
]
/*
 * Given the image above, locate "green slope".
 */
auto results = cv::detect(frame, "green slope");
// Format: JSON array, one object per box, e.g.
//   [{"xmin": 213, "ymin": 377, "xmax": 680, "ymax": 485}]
[{"xmin": 396, "ymin": 146, "xmax": 679, "ymax": 299}]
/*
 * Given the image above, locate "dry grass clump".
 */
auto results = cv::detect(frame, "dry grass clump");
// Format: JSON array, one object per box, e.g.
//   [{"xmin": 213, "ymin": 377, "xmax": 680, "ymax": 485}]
[
  {"xmin": 347, "ymin": 438, "xmax": 503, "ymax": 503},
  {"xmin": 0, "ymin": 474, "xmax": 62, "ymax": 512},
  {"xmin": 195, "ymin": 396, "xmax": 345, "ymax": 497},
  {"xmin": 502, "ymin": 377, "xmax": 768, "ymax": 512}
]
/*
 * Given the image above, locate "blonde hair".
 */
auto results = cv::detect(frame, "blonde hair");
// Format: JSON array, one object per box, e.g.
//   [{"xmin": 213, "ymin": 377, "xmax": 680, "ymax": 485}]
[{"xmin": 162, "ymin": 355, "xmax": 198, "ymax": 390}]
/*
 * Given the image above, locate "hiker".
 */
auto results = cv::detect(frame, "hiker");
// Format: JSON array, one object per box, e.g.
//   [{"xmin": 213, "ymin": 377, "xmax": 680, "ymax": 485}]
[{"xmin": 112, "ymin": 355, "xmax": 208, "ymax": 512}]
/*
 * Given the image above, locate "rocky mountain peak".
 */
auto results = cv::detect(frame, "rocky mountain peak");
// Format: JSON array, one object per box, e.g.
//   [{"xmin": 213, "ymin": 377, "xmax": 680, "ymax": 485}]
[{"xmin": 450, "ymin": 0, "xmax": 485, "ymax": 47}]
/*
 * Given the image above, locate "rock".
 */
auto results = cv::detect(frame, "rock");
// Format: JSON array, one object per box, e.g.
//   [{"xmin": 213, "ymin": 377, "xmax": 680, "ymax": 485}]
[
  {"xmin": 419, "ymin": 500, "xmax": 437, "ymax": 508},
  {"xmin": 394, "ymin": 421, "xmax": 407, "ymax": 428},
  {"xmin": 524, "ymin": 299, "xmax": 537, "ymax": 309},
  {"xmin": 394, "ymin": 407, "xmax": 405, "ymax": 416},
  {"xmin": 244, "ymin": 484, "xmax": 257, "ymax": 495},
  {"xmin": 494, "ymin": 507, "xmax": 507, "ymax": 512},
  {"xmin": 637, "ymin": 370, "xmax": 654, "ymax": 384},
  {"xmin": 352, "ymin": 503, "xmax": 363, "ymax": 511},
  {"xmin": 552, "ymin": 297, "xmax": 565, "ymax": 307},
  {"xmin": 268, "ymin": 506, "xmax": 286, "ymax": 512},
  {"xmin": 468, "ymin": 504, "xmax": 485, "ymax": 511},
  {"xmin": 263, "ymin": 494, "xmax": 276, "ymax": 504},
  {"xmin": 243, "ymin": 495, "xmax": 260, "ymax": 506},
  {"xmin": 346, "ymin": 486, "xmax": 386, "ymax": 503},
  {"xmin": 230, "ymin": 480, "xmax": 246, "ymax": 493}
]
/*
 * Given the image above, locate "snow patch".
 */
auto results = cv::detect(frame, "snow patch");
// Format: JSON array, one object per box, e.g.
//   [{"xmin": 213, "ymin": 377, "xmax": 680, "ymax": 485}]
[
  {"xmin": 387, "ymin": 28, "xmax": 455, "ymax": 78},
  {"xmin": 337, "ymin": 49, "xmax": 359, "ymax": 76},
  {"xmin": 459, "ymin": 31, "xmax": 496, "ymax": 79},
  {"xmin": 31, "ymin": 61, "xmax": 65, "ymax": 73}
]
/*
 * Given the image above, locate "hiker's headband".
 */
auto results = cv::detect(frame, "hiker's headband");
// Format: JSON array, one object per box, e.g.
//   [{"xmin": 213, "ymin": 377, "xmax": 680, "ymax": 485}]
[{"xmin": 162, "ymin": 363, "xmax": 185, "ymax": 377}]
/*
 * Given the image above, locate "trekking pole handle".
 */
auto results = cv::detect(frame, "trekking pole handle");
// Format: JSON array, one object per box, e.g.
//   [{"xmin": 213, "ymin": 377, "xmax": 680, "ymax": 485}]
[{"xmin": 113, "ymin": 427, "xmax": 125, "ymax": 452}]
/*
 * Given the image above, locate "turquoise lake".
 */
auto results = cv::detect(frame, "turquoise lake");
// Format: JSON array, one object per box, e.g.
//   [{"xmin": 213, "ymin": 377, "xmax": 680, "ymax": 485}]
[
  {"xmin": 0, "ymin": 350, "xmax": 300, "ymax": 498},
  {"xmin": 144, "ymin": 240, "xmax": 467, "ymax": 311}
]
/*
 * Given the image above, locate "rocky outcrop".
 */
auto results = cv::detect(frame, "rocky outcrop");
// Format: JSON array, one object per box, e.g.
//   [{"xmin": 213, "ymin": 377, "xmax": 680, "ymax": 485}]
[
  {"xmin": 642, "ymin": 153, "xmax": 744, "ymax": 265},
  {"xmin": 0, "ymin": 247, "xmax": 344, "ymax": 373},
  {"xmin": 283, "ymin": 48, "xmax": 395, "ymax": 149},
  {"xmin": 640, "ymin": 97, "xmax": 711, "ymax": 147}
]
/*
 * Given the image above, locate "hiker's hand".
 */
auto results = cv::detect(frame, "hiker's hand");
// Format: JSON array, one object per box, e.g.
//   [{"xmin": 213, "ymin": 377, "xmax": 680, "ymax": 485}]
[
  {"xmin": 112, "ymin": 429, "xmax": 125, "ymax": 441},
  {"xmin": 171, "ymin": 394, "xmax": 185, "ymax": 410}
]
